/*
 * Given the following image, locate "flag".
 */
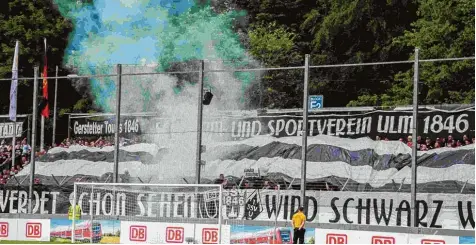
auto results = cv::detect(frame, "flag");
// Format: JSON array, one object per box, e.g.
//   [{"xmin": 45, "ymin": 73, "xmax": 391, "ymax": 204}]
[
  {"xmin": 41, "ymin": 38, "xmax": 49, "ymax": 118},
  {"xmin": 9, "ymin": 41, "xmax": 20, "ymax": 122}
]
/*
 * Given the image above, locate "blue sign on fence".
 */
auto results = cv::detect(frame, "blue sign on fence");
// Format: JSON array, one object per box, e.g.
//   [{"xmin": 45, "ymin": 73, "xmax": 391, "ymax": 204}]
[
  {"xmin": 309, "ymin": 95, "xmax": 324, "ymax": 110},
  {"xmin": 459, "ymin": 236, "xmax": 475, "ymax": 244}
]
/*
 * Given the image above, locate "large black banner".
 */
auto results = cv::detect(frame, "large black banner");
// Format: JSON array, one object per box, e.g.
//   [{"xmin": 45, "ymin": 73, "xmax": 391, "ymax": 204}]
[
  {"xmin": 70, "ymin": 107, "xmax": 475, "ymax": 141},
  {"xmin": 0, "ymin": 117, "xmax": 27, "ymax": 139},
  {"xmin": 0, "ymin": 186, "xmax": 473, "ymax": 230}
]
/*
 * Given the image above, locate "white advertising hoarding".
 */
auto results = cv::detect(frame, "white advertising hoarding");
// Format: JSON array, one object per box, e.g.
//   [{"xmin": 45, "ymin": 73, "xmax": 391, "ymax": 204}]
[
  {"xmin": 120, "ymin": 221, "xmax": 230, "ymax": 244},
  {"xmin": 408, "ymin": 234, "xmax": 459, "ymax": 244},
  {"xmin": 314, "ymin": 228, "xmax": 461, "ymax": 244},
  {"xmin": 16, "ymin": 219, "xmax": 50, "ymax": 242},
  {"xmin": 0, "ymin": 219, "xmax": 17, "ymax": 241},
  {"xmin": 1, "ymin": 219, "xmax": 50, "ymax": 242}
]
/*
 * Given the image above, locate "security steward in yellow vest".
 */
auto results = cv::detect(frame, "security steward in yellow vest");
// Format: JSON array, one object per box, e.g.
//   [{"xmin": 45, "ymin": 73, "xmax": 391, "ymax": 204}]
[
  {"xmin": 68, "ymin": 204, "xmax": 82, "ymax": 220},
  {"xmin": 291, "ymin": 207, "xmax": 306, "ymax": 244}
]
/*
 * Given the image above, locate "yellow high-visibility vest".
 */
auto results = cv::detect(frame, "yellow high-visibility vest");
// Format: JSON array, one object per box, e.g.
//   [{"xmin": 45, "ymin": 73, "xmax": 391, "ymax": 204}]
[{"xmin": 68, "ymin": 204, "xmax": 81, "ymax": 220}]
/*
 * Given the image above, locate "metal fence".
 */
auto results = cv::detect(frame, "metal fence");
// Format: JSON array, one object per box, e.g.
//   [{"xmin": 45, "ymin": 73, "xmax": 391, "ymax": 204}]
[{"xmin": 0, "ymin": 51, "xmax": 474, "ymax": 236}]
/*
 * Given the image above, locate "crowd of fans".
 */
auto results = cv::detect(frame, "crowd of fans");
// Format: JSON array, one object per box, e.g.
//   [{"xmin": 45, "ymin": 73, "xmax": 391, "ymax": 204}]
[
  {"xmin": 376, "ymin": 134, "xmax": 474, "ymax": 151},
  {"xmin": 1, "ymin": 133, "xmax": 473, "ymax": 186},
  {"xmin": 0, "ymin": 138, "xmax": 31, "ymax": 184},
  {"xmin": 53, "ymin": 136, "xmax": 140, "ymax": 149}
]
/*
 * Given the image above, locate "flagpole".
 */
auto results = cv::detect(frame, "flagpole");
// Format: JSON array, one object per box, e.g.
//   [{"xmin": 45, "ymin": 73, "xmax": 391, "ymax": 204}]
[
  {"xmin": 9, "ymin": 41, "xmax": 20, "ymax": 174},
  {"xmin": 40, "ymin": 116, "xmax": 44, "ymax": 151},
  {"xmin": 40, "ymin": 38, "xmax": 47, "ymax": 151},
  {"xmin": 29, "ymin": 66, "xmax": 39, "ymax": 214},
  {"xmin": 52, "ymin": 66, "xmax": 58, "ymax": 145}
]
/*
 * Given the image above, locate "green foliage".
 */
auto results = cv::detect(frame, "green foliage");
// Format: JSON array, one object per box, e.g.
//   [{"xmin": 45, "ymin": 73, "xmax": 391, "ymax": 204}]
[
  {"xmin": 248, "ymin": 21, "xmax": 297, "ymax": 66},
  {"xmin": 247, "ymin": 21, "xmax": 303, "ymax": 109},
  {"xmin": 0, "ymin": 0, "xmax": 473, "ymax": 119},
  {"xmin": 308, "ymin": 237, "xmax": 315, "ymax": 244},
  {"xmin": 351, "ymin": 0, "xmax": 475, "ymax": 106},
  {"xmin": 0, "ymin": 0, "xmax": 71, "ymax": 77}
]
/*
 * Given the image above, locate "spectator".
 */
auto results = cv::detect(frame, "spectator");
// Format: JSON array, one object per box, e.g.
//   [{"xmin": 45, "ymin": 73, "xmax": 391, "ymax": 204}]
[
  {"xmin": 447, "ymin": 135, "xmax": 454, "ymax": 147},
  {"xmin": 417, "ymin": 136, "xmax": 423, "ymax": 145},
  {"xmin": 375, "ymin": 136, "xmax": 381, "ymax": 141},
  {"xmin": 406, "ymin": 136, "xmax": 413, "ymax": 147},
  {"xmin": 425, "ymin": 138, "xmax": 434, "ymax": 150},
  {"xmin": 214, "ymin": 174, "xmax": 227, "ymax": 187},
  {"xmin": 434, "ymin": 141, "xmax": 441, "ymax": 148},
  {"xmin": 263, "ymin": 181, "xmax": 272, "ymax": 189}
]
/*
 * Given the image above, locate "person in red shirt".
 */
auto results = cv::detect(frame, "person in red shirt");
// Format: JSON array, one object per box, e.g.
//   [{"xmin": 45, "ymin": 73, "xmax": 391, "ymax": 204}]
[
  {"xmin": 406, "ymin": 136, "xmax": 413, "ymax": 147},
  {"xmin": 447, "ymin": 135, "xmax": 454, "ymax": 147}
]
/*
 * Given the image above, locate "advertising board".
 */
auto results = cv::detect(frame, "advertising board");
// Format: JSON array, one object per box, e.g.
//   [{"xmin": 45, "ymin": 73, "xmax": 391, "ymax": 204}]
[
  {"xmin": 13, "ymin": 219, "xmax": 50, "ymax": 242},
  {"xmin": 315, "ymin": 229, "xmax": 408, "ymax": 244},
  {"xmin": 120, "ymin": 221, "xmax": 230, "ymax": 244},
  {"xmin": 408, "ymin": 234, "xmax": 459, "ymax": 244},
  {"xmin": 50, "ymin": 218, "xmax": 120, "ymax": 243},
  {"xmin": 0, "ymin": 219, "xmax": 17, "ymax": 241},
  {"xmin": 315, "ymin": 228, "xmax": 461, "ymax": 244}
]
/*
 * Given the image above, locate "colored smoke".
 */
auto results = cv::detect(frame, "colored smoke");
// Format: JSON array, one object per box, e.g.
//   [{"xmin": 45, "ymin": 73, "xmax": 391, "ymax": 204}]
[
  {"xmin": 53, "ymin": 0, "xmax": 260, "ymax": 181},
  {"xmin": 53, "ymin": 0, "xmax": 257, "ymax": 112}
]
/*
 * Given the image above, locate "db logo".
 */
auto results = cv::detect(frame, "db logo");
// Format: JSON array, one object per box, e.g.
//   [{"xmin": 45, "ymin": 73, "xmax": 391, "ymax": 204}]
[
  {"xmin": 326, "ymin": 234, "xmax": 347, "ymax": 244},
  {"xmin": 129, "ymin": 226, "xmax": 147, "ymax": 242},
  {"xmin": 0, "ymin": 222, "xmax": 8, "ymax": 237},
  {"xmin": 421, "ymin": 239, "xmax": 446, "ymax": 244},
  {"xmin": 202, "ymin": 228, "xmax": 219, "ymax": 244},
  {"xmin": 26, "ymin": 223, "xmax": 42, "ymax": 238},
  {"xmin": 372, "ymin": 236, "xmax": 395, "ymax": 244},
  {"xmin": 166, "ymin": 227, "xmax": 184, "ymax": 243}
]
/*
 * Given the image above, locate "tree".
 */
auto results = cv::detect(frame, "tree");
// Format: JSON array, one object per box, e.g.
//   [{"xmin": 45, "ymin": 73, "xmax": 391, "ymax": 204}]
[
  {"xmin": 0, "ymin": 0, "xmax": 74, "ymax": 113},
  {"xmin": 351, "ymin": 0, "xmax": 475, "ymax": 106},
  {"xmin": 302, "ymin": 0, "xmax": 418, "ymax": 107},
  {"xmin": 246, "ymin": 21, "xmax": 303, "ymax": 109},
  {"xmin": 0, "ymin": 0, "xmax": 93, "ymax": 146}
]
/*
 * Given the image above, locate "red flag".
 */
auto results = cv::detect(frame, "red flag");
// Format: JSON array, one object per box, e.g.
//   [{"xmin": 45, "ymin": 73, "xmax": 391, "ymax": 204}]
[{"xmin": 41, "ymin": 38, "xmax": 49, "ymax": 118}]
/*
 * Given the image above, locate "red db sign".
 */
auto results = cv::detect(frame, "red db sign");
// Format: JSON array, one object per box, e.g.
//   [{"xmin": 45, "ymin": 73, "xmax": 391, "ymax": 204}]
[
  {"xmin": 372, "ymin": 236, "xmax": 395, "ymax": 244},
  {"xmin": 26, "ymin": 223, "xmax": 42, "ymax": 238},
  {"xmin": 422, "ymin": 239, "xmax": 446, "ymax": 244},
  {"xmin": 166, "ymin": 227, "xmax": 184, "ymax": 243},
  {"xmin": 129, "ymin": 226, "xmax": 147, "ymax": 242},
  {"xmin": 202, "ymin": 228, "xmax": 219, "ymax": 244},
  {"xmin": 0, "ymin": 222, "xmax": 8, "ymax": 237},
  {"xmin": 326, "ymin": 234, "xmax": 347, "ymax": 244}
]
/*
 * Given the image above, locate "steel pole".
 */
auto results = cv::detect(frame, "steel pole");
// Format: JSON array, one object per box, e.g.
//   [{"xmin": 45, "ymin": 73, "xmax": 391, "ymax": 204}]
[
  {"xmin": 67, "ymin": 114, "xmax": 71, "ymax": 140},
  {"xmin": 195, "ymin": 60, "xmax": 204, "ymax": 185},
  {"xmin": 11, "ymin": 121, "xmax": 16, "ymax": 169},
  {"xmin": 411, "ymin": 48, "xmax": 419, "ymax": 227},
  {"xmin": 27, "ymin": 115, "xmax": 31, "ymax": 145},
  {"xmin": 113, "ymin": 64, "xmax": 122, "ymax": 183},
  {"xmin": 40, "ymin": 116, "xmax": 44, "ymax": 150},
  {"xmin": 52, "ymin": 66, "xmax": 58, "ymax": 145},
  {"xmin": 300, "ymin": 54, "xmax": 310, "ymax": 210},
  {"xmin": 28, "ymin": 67, "xmax": 39, "ymax": 214}
]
